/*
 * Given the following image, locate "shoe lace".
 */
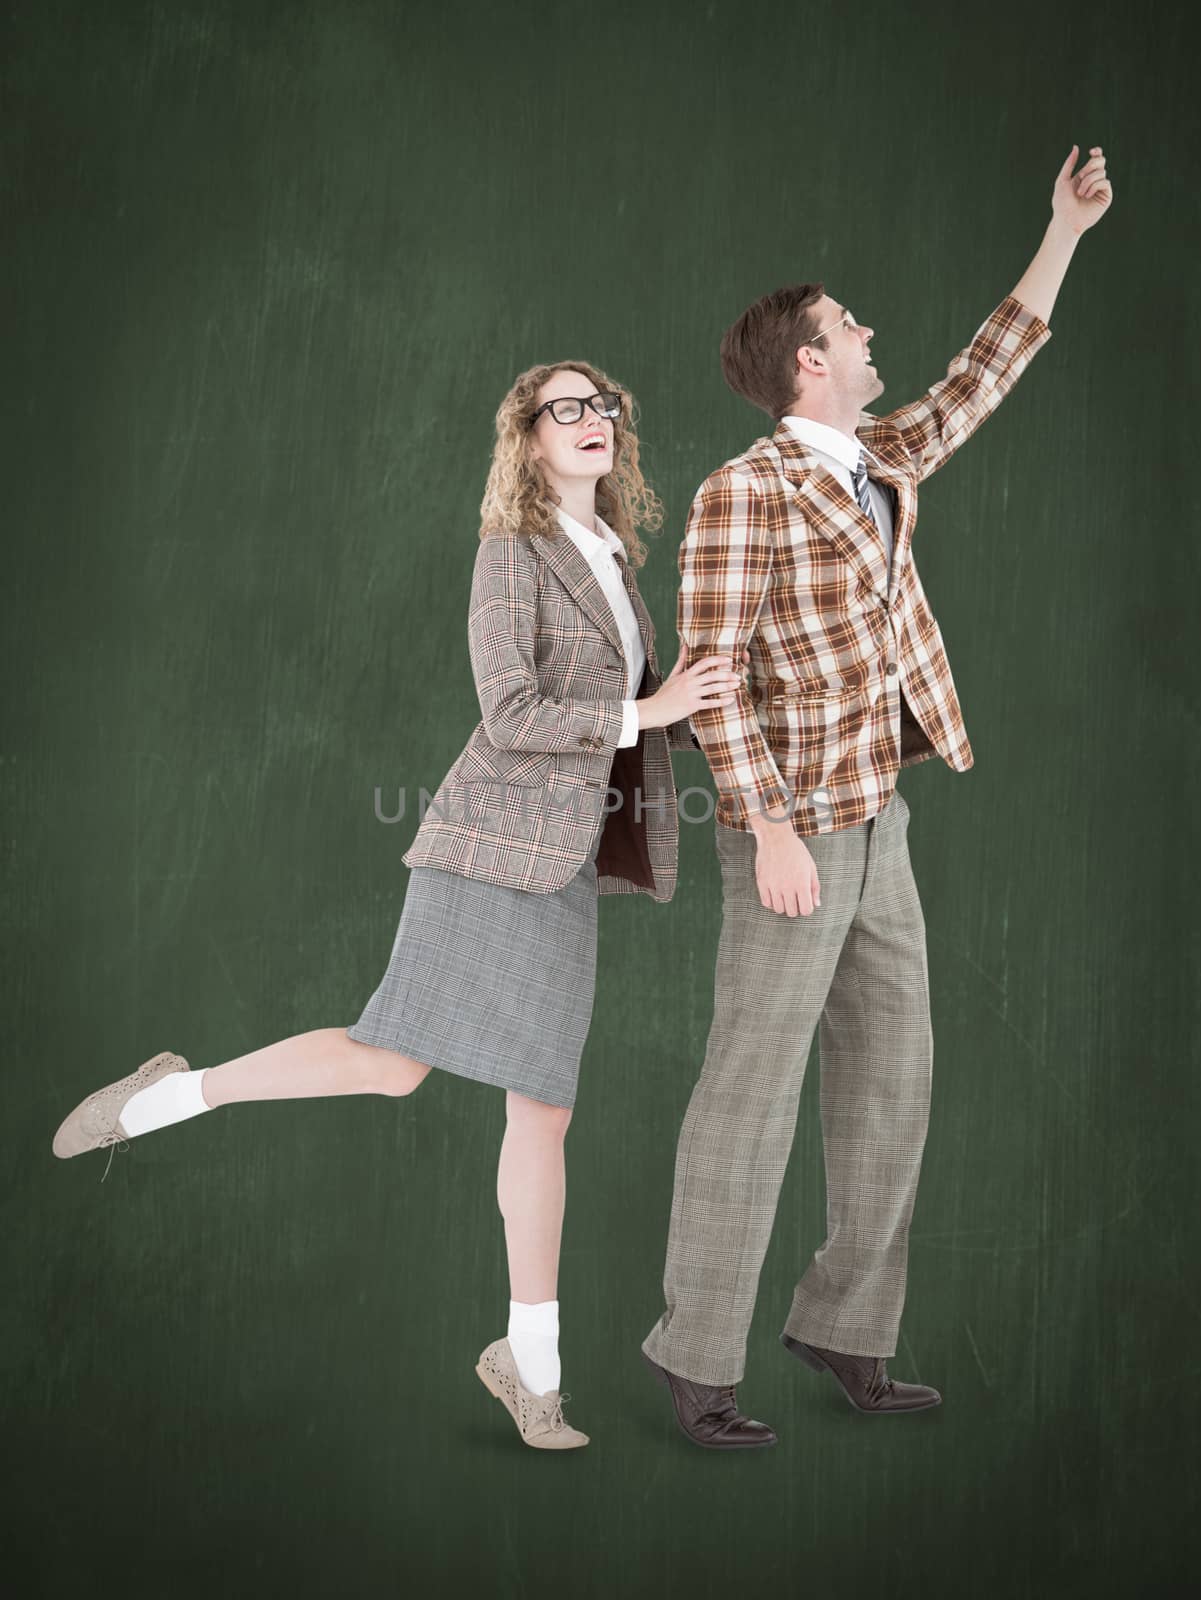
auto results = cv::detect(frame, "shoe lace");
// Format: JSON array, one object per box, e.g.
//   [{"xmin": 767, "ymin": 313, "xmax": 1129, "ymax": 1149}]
[
  {"xmin": 98, "ymin": 1129, "xmax": 130, "ymax": 1184},
  {"xmin": 866, "ymin": 1360, "xmax": 895, "ymax": 1401},
  {"xmin": 694, "ymin": 1384, "xmax": 740, "ymax": 1426},
  {"xmin": 545, "ymin": 1391, "xmax": 570, "ymax": 1431}
]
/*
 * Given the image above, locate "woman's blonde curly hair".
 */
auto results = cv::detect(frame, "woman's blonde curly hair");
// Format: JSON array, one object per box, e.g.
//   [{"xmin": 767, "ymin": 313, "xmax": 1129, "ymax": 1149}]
[{"xmin": 478, "ymin": 359, "xmax": 663, "ymax": 568}]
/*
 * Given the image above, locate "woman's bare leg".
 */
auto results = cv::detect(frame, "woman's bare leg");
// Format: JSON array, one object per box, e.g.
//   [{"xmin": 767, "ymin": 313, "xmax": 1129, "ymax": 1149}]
[
  {"xmin": 496, "ymin": 1089, "xmax": 574, "ymax": 1395},
  {"xmin": 201, "ymin": 1027, "xmax": 431, "ymax": 1108},
  {"xmin": 497, "ymin": 1089, "xmax": 573, "ymax": 1302}
]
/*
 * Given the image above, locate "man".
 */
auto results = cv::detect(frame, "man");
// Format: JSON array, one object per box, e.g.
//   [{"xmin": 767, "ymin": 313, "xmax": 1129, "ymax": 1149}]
[{"xmin": 642, "ymin": 146, "xmax": 1113, "ymax": 1448}]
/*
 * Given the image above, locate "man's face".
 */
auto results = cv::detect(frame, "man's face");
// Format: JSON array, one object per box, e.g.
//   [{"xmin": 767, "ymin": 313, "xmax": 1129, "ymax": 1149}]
[{"xmin": 797, "ymin": 295, "xmax": 884, "ymax": 407}]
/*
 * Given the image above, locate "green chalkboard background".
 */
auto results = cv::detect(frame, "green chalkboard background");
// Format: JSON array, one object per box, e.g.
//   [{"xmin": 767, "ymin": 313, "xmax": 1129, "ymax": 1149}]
[{"xmin": 5, "ymin": 0, "xmax": 1197, "ymax": 1594}]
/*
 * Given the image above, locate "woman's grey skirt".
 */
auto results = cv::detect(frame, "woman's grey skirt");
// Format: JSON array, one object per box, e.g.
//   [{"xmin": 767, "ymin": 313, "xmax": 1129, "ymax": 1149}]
[{"xmin": 346, "ymin": 829, "xmax": 603, "ymax": 1109}]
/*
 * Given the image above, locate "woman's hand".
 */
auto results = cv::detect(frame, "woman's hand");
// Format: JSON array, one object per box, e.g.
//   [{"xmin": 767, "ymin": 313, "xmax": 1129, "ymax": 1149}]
[{"xmin": 641, "ymin": 646, "xmax": 750, "ymax": 729}]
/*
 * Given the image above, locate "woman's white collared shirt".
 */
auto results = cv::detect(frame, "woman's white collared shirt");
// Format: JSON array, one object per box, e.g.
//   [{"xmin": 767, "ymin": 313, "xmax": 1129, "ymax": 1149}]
[{"xmin": 554, "ymin": 507, "xmax": 643, "ymax": 748}]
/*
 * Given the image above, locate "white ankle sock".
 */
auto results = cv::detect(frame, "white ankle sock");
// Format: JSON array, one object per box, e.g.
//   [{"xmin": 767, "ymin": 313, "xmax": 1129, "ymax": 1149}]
[
  {"xmin": 507, "ymin": 1298, "xmax": 561, "ymax": 1397},
  {"xmin": 119, "ymin": 1068, "xmax": 213, "ymax": 1137}
]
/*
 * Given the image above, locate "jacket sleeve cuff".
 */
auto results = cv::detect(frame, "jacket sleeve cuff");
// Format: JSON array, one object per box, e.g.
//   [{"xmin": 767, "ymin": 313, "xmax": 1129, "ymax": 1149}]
[{"xmin": 995, "ymin": 293, "xmax": 1053, "ymax": 354}]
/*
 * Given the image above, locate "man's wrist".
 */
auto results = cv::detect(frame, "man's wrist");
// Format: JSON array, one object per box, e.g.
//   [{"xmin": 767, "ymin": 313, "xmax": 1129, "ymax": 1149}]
[
  {"xmin": 747, "ymin": 803, "xmax": 797, "ymax": 840},
  {"xmin": 1045, "ymin": 210, "xmax": 1084, "ymax": 247}
]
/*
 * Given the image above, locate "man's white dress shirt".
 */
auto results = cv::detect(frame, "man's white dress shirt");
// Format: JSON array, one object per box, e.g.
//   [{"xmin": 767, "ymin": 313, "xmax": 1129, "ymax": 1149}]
[
  {"xmin": 554, "ymin": 506, "xmax": 643, "ymax": 747},
  {"xmin": 780, "ymin": 414, "xmax": 895, "ymax": 578}
]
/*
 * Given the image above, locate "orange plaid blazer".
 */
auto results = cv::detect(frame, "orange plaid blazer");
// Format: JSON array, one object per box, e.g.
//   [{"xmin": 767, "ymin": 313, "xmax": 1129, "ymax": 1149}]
[{"xmin": 677, "ymin": 294, "xmax": 1052, "ymax": 834}]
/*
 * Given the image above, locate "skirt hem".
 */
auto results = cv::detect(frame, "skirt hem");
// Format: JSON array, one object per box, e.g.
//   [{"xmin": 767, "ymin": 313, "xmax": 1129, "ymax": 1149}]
[{"xmin": 344, "ymin": 1023, "xmax": 577, "ymax": 1110}]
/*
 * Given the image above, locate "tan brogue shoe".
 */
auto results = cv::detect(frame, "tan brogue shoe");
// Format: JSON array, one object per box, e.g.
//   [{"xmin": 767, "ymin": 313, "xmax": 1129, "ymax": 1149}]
[
  {"xmin": 475, "ymin": 1338, "xmax": 589, "ymax": 1450},
  {"xmin": 52, "ymin": 1051, "xmax": 191, "ymax": 1160},
  {"xmin": 780, "ymin": 1333, "xmax": 942, "ymax": 1413}
]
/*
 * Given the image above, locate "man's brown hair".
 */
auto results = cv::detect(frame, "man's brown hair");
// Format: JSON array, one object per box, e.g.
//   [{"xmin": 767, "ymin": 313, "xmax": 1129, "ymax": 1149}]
[{"xmin": 719, "ymin": 281, "xmax": 827, "ymax": 421}]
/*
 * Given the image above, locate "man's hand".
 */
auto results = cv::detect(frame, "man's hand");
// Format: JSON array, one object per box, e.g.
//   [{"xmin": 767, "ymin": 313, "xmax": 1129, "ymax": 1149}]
[
  {"xmin": 748, "ymin": 804, "xmax": 822, "ymax": 917},
  {"xmin": 1012, "ymin": 143, "xmax": 1113, "ymax": 324},
  {"xmin": 1053, "ymin": 144, "xmax": 1113, "ymax": 234}
]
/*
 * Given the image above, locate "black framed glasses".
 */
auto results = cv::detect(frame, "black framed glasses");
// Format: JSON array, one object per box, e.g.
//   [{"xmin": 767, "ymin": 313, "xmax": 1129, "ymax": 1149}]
[{"xmin": 529, "ymin": 390, "xmax": 623, "ymax": 427}]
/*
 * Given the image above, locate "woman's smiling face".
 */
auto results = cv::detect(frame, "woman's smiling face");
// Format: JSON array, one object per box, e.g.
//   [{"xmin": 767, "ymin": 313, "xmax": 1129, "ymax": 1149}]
[{"xmin": 527, "ymin": 369, "xmax": 615, "ymax": 489}]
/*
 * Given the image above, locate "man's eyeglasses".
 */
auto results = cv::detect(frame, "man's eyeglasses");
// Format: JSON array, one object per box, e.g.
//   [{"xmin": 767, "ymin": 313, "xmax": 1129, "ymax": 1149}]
[
  {"xmin": 802, "ymin": 310, "xmax": 860, "ymax": 347},
  {"xmin": 529, "ymin": 391, "xmax": 623, "ymax": 427}
]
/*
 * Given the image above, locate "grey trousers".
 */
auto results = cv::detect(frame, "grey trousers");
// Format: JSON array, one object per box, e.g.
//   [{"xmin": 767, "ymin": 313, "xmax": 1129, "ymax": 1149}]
[{"xmin": 641, "ymin": 790, "xmax": 932, "ymax": 1385}]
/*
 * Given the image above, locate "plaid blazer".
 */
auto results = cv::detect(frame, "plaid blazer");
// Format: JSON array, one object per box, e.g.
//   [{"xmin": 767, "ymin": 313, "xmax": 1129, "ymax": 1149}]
[
  {"xmin": 402, "ymin": 526, "xmax": 695, "ymax": 899},
  {"xmin": 677, "ymin": 293, "xmax": 1053, "ymax": 834}
]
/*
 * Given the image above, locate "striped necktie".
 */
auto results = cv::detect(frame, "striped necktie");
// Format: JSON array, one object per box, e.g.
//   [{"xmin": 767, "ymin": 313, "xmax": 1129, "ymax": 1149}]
[{"xmin": 851, "ymin": 451, "xmax": 879, "ymax": 530}]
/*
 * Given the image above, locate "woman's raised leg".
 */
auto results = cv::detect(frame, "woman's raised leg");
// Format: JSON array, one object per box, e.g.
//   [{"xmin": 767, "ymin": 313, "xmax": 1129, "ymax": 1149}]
[
  {"xmin": 52, "ymin": 1028, "xmax": 431, "ymax": 1159},
  {"xmin": 201, "ymin": 1028, "xmax": 431, "ymax": 1106}
]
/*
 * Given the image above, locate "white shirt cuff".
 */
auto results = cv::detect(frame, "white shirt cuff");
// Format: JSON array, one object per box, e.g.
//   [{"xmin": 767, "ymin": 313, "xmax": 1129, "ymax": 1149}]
[{"xmin": 618, "ymin": 699, "xmax": 640, "ymax": 748}]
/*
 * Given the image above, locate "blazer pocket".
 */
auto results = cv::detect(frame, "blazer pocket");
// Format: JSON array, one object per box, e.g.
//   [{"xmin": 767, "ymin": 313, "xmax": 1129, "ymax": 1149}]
[
  {"xmin": 761, "ymin": 688, "xmax": 870, "ymax": 770},
  {"xmin": 551, "ymin": 747, "xmax": 609, "ymax": 789},
  {"xmin": 765, "ymin": 665, "xmax": 874, "ymax": 703},
  {"xmin": 761, "ymin": 683, "xmax": 845, "ymax": 706},
  {"xmin": 454, "ymin": 741, "xmax": 554, "ymax": 787}
]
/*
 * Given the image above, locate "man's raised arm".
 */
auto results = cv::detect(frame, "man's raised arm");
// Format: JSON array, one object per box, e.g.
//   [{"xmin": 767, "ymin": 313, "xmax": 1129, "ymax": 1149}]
[{"xmin": 859, "ymin": 144, "xmax": 1112, "ymax": 483}]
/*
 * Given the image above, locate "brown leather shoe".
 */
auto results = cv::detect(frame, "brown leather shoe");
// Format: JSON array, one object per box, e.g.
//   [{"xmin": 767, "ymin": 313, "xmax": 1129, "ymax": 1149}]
[
  {"xmin": 642, "ymin": 1351, "xmax": 777, "ymax": 1449},
  {"xmin": 780, "ymin": 1333, "xmax": 941, "ymax": 1414}
]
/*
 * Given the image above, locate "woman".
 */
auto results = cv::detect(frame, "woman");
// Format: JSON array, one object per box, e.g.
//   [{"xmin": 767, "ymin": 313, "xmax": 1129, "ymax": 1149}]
[{"xmin": 52, "ymin": 359, "xmax": 743, "ymax": 1452}]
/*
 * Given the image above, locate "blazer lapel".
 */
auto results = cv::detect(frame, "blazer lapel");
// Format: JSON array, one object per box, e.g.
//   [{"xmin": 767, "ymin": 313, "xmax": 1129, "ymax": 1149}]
[
  {"xmin": 616, "ymin": 550, "xmax": 659, "ymax": 678},
  {"xmin": 529, "ymin": 526, "xmax": 656, "ymax": 668},
  {"xmin": 864, "ymin": 433, "xmax": 916, "ymax": 602},
  {"xmin": 529, "ymin": 526, "xmax": 624, "ymax": 655},
  {"xmin": 772, "ymin": 421, "xmax": 915, "ymax": 603}
]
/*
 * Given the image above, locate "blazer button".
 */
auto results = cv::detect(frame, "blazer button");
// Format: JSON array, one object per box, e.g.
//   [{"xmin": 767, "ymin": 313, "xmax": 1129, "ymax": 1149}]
[{"xmin": 577, "ymin": 735, "xmax": 591, "ymax": 746}]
